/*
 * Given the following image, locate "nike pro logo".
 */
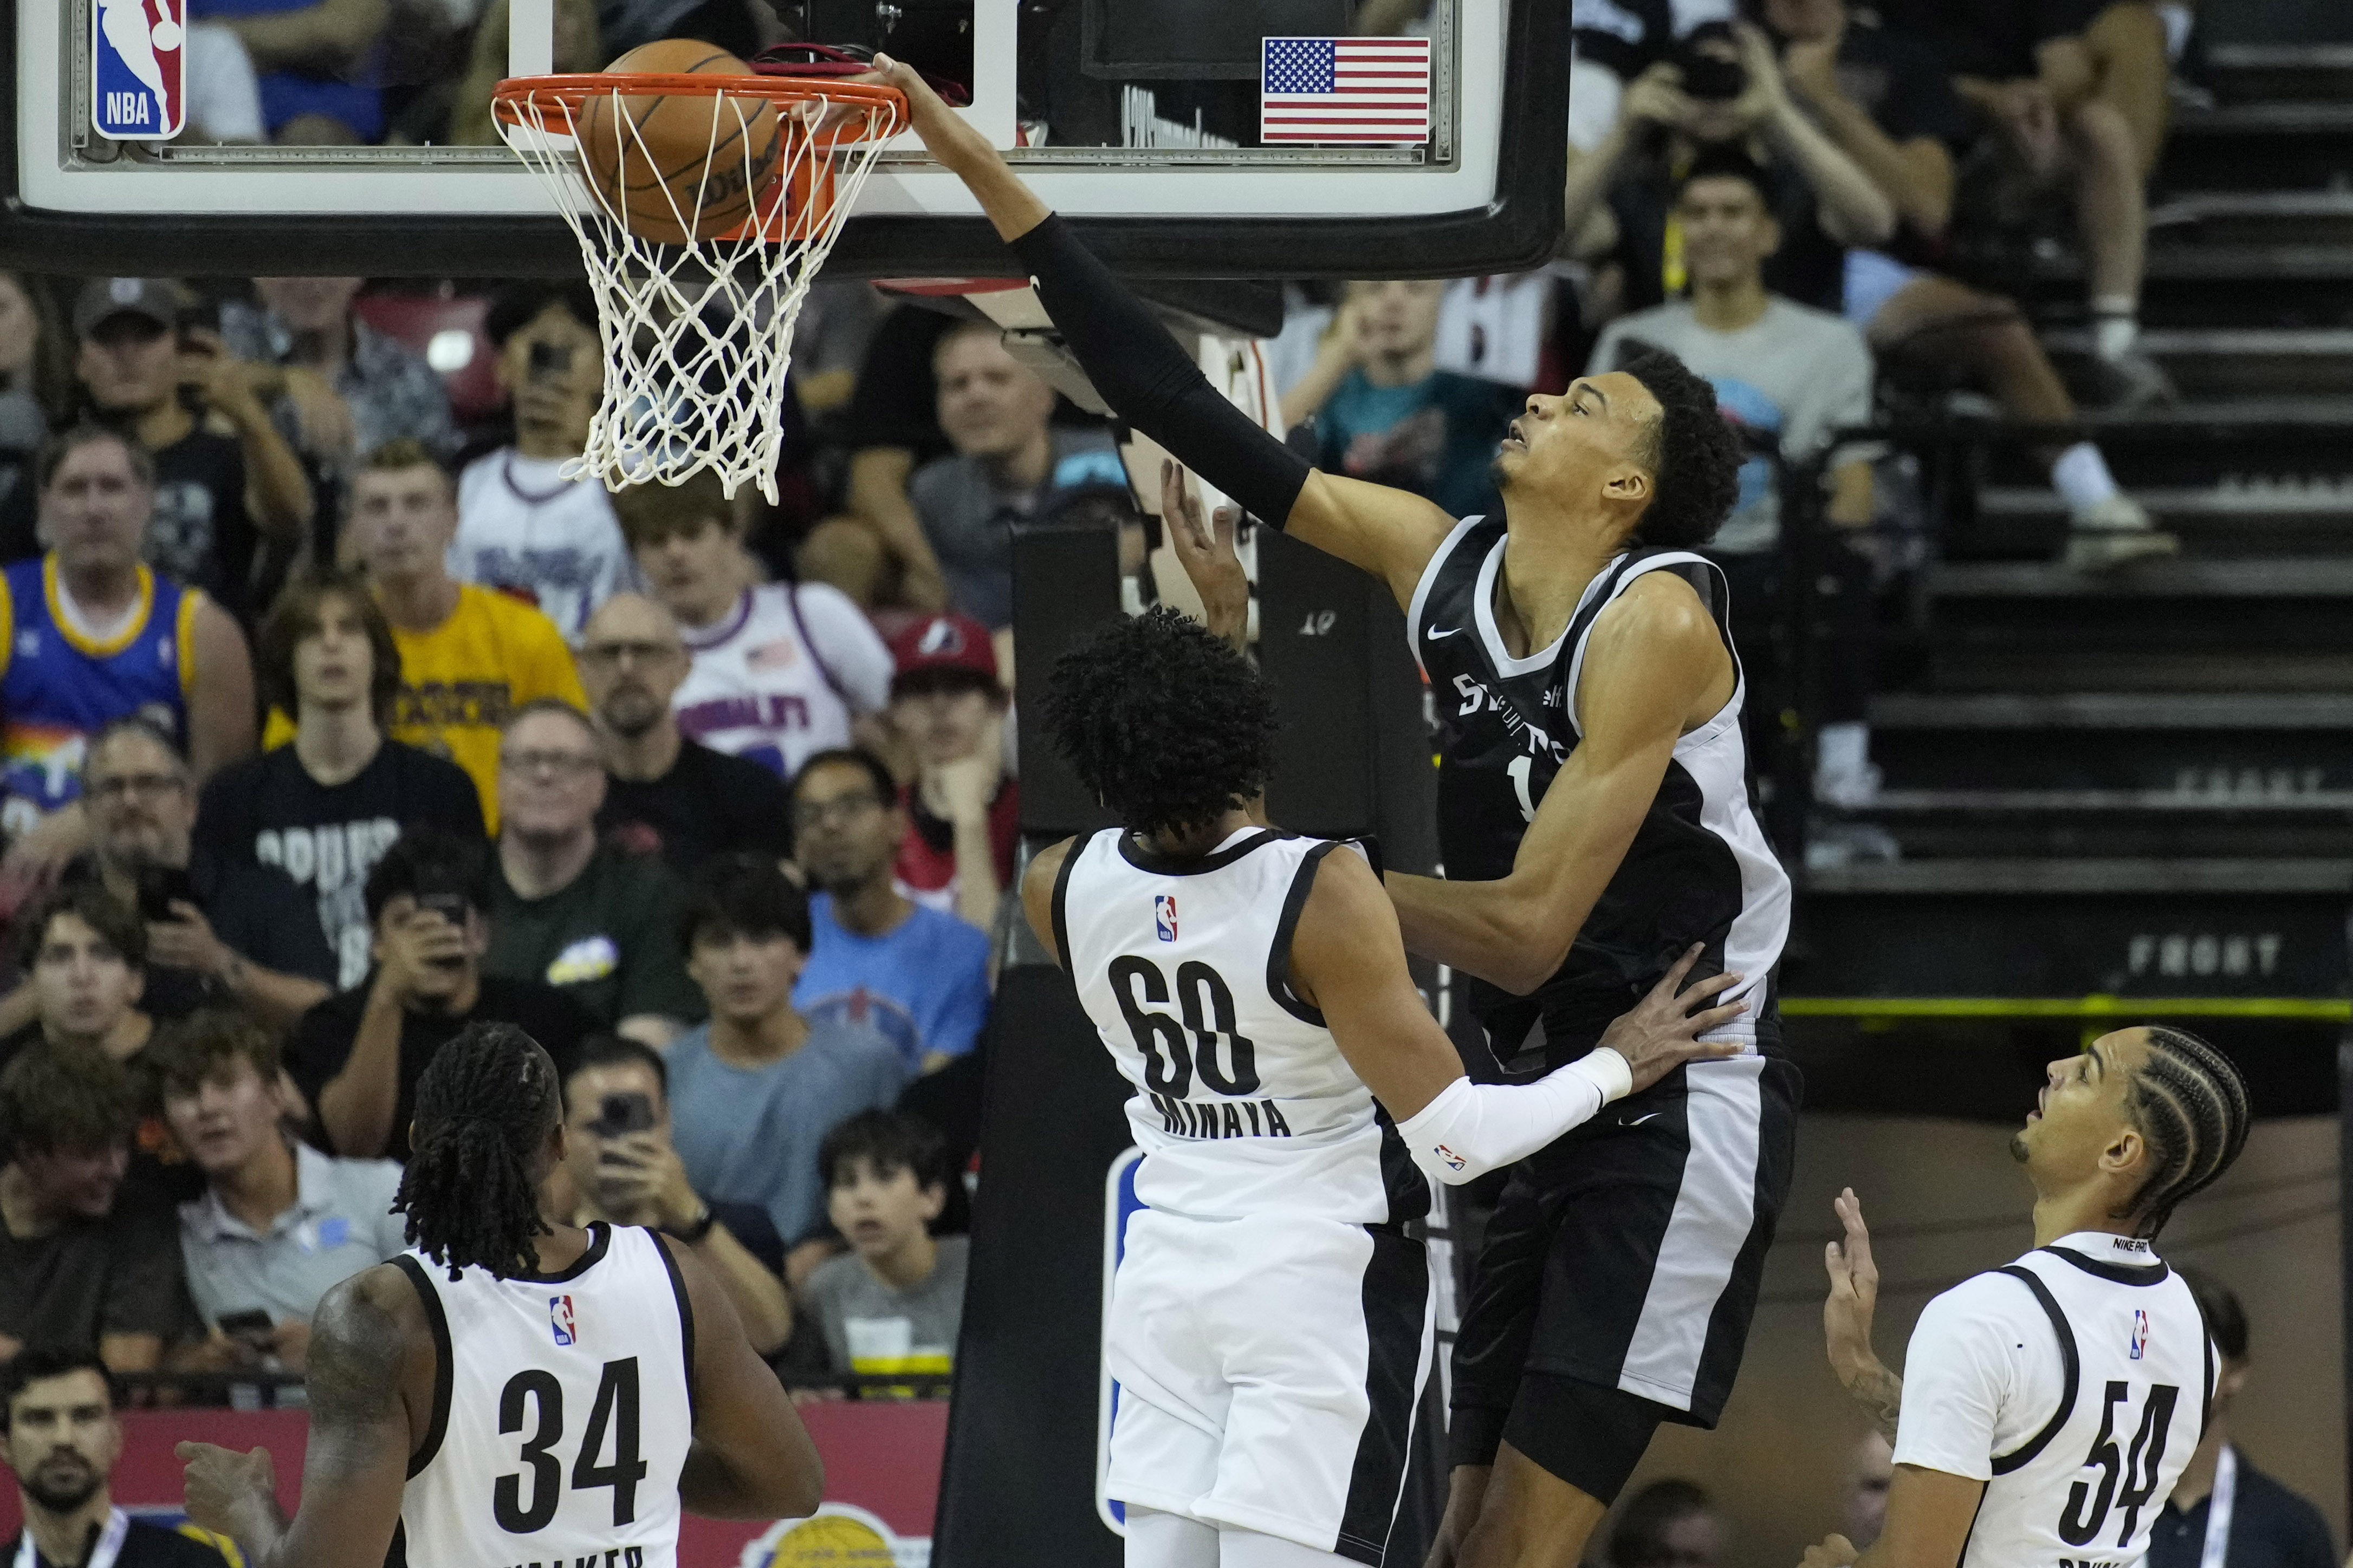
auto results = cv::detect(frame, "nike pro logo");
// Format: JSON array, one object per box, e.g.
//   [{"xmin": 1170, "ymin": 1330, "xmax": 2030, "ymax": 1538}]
[
  {"xmin": 1427, "ymin": 626, "xmax": 1462, "ymax": 640},
  {"xmin": 1619, "ymin": 1111, "xmax": 1662, "ymax": 1128}
]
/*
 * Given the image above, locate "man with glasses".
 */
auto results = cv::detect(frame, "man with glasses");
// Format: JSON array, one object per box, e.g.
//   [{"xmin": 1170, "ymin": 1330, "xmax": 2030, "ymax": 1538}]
[
  {"xmin": 579, "ymin": 593, "xmax": 794, "ymax": 877},
  {"xmin": 789, "ymin": 747, "xmax": 989, "ymax": 1077},
  {"xmin": 196, "ymin": 571, "xmax": 485, "ymax": 989},
  {"xmin": 484, "ymin": 700, "xmax": 703, "ymax": 1045}
]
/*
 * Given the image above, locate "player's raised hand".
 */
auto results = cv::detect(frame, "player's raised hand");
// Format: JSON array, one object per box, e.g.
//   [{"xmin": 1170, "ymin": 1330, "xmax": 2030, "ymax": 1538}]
[
  {"xmin": 1824, "ymin": 1186, "xmax": 1881, "ymax": 1377},
  {"xmin": 1594, "ymin": 942, "xmax": 1747, "ymax": 1093},
  {"xmin": 851, "ymin": 54, "xmax": 1049, "ymax": 241},
  {"xmin": 1162, "ymin": 460, "xmax": 1249, "ymax": 652},
  {"xmin": 1799, "ymin": 1533, "xmax": 1860, "ymax": 1568}
]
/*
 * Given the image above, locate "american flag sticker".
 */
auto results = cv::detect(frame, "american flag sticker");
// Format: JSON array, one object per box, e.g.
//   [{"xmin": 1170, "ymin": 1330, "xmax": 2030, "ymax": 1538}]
[
  {"xmin": 92, "ymin": 0, "xmax": 187, "ymax": 141},
  {"xmin": 1261, "ymin": 36, "xmax": 1432, "ymax": 145}
]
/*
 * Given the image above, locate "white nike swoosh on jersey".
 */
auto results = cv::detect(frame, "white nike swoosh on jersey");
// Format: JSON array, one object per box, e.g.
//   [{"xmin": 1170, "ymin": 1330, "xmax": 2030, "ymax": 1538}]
[
  {"xmin": 1620, "ymin": 1111, "xmax": 1662, "ymax": 1127},
  {"xmin": 1427, "ymin": 626, "xmax": 1462, "ymax": 639}
]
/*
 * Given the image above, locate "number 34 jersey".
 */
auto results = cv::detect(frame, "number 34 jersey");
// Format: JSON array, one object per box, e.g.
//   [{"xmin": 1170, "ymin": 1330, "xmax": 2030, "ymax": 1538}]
[
  {"xmin": 393, "ymin": 1224, "xmax": 693, "ymax": 1568},
  {"xmin": 1891, "ymin": 1232, "xmax": 2215, "ymax": 1568},
  {"xmin": 1055, "ymin": 827, "xmax": 1429, "ymax": 1228}
]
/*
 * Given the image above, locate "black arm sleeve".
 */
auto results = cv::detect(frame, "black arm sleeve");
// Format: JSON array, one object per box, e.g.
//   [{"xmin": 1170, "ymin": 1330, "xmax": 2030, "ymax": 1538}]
[{"xmin": 1008, "ymin": 216, "xmax": 1313, "ymax": 529}]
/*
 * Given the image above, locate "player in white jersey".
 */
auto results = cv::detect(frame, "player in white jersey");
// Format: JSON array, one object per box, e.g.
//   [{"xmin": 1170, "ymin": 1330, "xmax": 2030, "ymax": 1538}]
[
  {"xmin": 1802, "ymin": 1026, "xmax": 2252, "ymax": 1568},
  {"xmin": 1023, "ymin": 606, "xmax": 1749, "ymax": 1568},
  {"xmin": 177, "ymin": 1023, "xmax": 822, "ymax": 1568}
]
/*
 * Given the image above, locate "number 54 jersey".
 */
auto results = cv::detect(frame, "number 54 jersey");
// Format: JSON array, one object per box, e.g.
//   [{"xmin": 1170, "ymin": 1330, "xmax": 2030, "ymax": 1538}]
[
  {"xmin": 392, "ymin": 1224, "xmax": 693, "ymax": 1568},
  {"xmin": 1891, "ymin": 1232, "xmax": 2215, "ymax": 1568},
  {"xmin": 1055, "ymin": 826, "xmax": 1429, "ymax": 1227}
]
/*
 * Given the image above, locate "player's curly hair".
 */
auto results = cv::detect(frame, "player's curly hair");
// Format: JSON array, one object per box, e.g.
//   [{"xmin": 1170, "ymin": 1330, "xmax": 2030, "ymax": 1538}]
[
  {"xmin": 2119, "ymin": 1025, "xmax": 2252, "ymax": 1238},
  {"xmin": 1620, "ymin": 348, "xmax": 1744, "ymax": 550},
  {"xmin": 394, "ymin": 1022, "xmax": 560, "ymax": 1280},
  {"xmin": 1042, "ymin": 606, "xmax": 1278, "ymax": 842}
]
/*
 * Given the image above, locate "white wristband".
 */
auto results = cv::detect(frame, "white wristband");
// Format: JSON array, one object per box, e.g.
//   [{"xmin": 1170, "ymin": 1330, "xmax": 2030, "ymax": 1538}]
[
  {"xmin": 1574, "ymin": 1044, "xmax": 1634, "ymax": 1105},
  {"xmin": 1395, "ymin": 1046, "xmax": 1632, "ymax": 1188}
]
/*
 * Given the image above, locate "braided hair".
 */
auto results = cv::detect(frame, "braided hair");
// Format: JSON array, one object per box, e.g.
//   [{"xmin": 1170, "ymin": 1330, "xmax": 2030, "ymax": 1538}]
[
  {"xmin": 2118, "ymin": 1026, "xmax": 2252, "ymax": 1238},
  {"xmin": 393, "ymin": 1022, "xmax": 561, "ymax": 1280}
]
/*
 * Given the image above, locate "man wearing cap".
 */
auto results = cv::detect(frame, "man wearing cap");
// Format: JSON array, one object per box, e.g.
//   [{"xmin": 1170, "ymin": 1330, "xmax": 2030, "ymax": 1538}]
[
  {"xmin": 68, "ymin": 278, "xmax": 312, "ymax": 623},
  {"xmin": 885, "ymin": 611, "xmax": 1015, "ymax": 932}
]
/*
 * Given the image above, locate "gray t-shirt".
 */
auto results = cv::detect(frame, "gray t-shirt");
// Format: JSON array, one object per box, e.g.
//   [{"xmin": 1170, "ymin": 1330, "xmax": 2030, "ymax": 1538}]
[
  {"xmin": 665, "ymin": 1019, "xmax": 907, "ymax": 1247},
  {"xmin": 178, "ymin": 1142, "xmax": 406, "ymax": 1328},
  {"xmin": 1588, "ymin": 297, "xmax": 1875, "ymax": 554},
  {"xmin": 907, "ymin": 428, "xmax": 1125, "ymax": 629},
  {"xmin": 803, "ymin": 1234, "xmax": 969, "ymax": 1378}
]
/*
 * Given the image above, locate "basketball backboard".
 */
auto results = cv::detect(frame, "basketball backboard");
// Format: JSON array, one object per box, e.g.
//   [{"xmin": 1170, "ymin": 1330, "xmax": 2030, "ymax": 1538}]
[{"xmin": 2, "ymin": 0, "xmax": 1564, "ymax": 279}]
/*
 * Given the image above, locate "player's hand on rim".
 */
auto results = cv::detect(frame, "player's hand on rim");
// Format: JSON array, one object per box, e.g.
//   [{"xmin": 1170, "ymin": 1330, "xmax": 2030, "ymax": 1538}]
[
  {"xmin": 1823, "ymin": 1186, "xmax": 1883, "ymax": 1385},
  {"xmin": 1595, "ymin": 941, "xmax": 1746, "ymax": 1094}
]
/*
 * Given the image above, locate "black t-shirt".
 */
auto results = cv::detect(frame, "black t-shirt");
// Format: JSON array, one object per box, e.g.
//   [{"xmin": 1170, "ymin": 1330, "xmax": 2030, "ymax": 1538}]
[
  {"xmin": 284, "ymin": 974, "xmax": 597, "ymax": 1160},
  {"xmin": 0, "ymin": 1196, "xmax": 186, "ymax": 1350},
  {"xmin": 845, "ymin": 305, "xmax": 954, "ymax": 463},
  {"xmin": 2147, "ymin": 1454, "xmax": 2337, "ymax": 1568},
  {"xmin": 1871, "ymin": 0, "xmax": 2100, "ymax": 83},
  {"xmin": 8, "ymin": 1520, "xmax": 230, "ymax": 1568},
  {"xmin": 194, "ymin": 739, "xmax": 487, "ymax": 991},
  {"xmin": 148, "ymin": 429, "xmax": 261, "ymax": 622},
  {"xmin": 597, "ymin": 739, "xmax": 794, "ymax": 877}
]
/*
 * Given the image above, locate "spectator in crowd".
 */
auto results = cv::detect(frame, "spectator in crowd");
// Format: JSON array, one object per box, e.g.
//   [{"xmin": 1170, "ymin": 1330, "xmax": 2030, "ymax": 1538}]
[
  {"xmin": 0, "ymin": 886, "xmax": 152, "ymax": 1075},
  {"xmin": 1279, "ymin": 280, "xmax": 1526, "ymax": 519},
  {"xmin": 453, "ymin": 284, "xmax": 634, "ymax": 636},
  {"xmin": 485, "ymin": 701, "xmax": 702, "ymax": 1042},
  {"xmin": 578, "ymin": 594, "xmax": 794, "ymax": 877},
  {"xmin": 152, "ymin": 1011, "xmax": 403, "ymax": 1374},
  {"xmin": 0, "ymin": 272, "xmax": 71, "ymax": 530},
  {"xmin": 790, "ymin": 749, "xmax": 990, "ymax": 1075},
  {"xmin": 1871, "ymin": 0, "xmax": 2175, "ymax": 406},
  {"xmin": 906, "ymin": 320, "xmax": 1124, "ymax": 631},
  {"xmin": 802, "ymin": 304, "xmax": 955, "ymax": 609},
  {"xmin": 200, "ymin": 571, "xmax": 484, "ymax": 989},
  {"xmin": 802, "ymin": 1109, "xmax": 967, "ymax": 1382},
  {"xmin": 1839, "ymin": 1431, "xmax": 1894, "ymax": 1550},
  {"xmin": 184, "ymin": 23, "xmax": 268, "ymax": 145},
  {"xmin": 68, "ymin": 278, "xmax": 312, "ymax": 620},
  {"xmin": 790, "ymin": 281, "xmax": 886, "ymax": 419},
  {"xmin": 550, "ymin": 1035, "xmax": 792, "ymax": 1356},
  {"xmin": 220, "ymin": 277, "xmax": 458, "ymax": 481},
  {"xmin": 0, "ymin": 429, "xmax": 255, "ymax": 867},
  {"xmin": 1, "ymin": 1349, "xmax": 229, "ymax": 1568},
  {"xmin": 1608, "ymin": 1479, "xmax": 1723, "ymax": 1568},
  {"xmin": 1763, "ymin": 0, "xmax": 2173, "ymax": 568},
  {"xmin": 0, "ymin": 1047, "xmax": 178, "ymax": 1371},
  {"xmin": 885, "ymin": 613, "xmax": 1016, "ymax": 932},
  {"xmin": 665, "ymin": 855, "xmax": 903, "ymax": 1277},
  {"xmin": 2149, "ymin": 1268, "xmax": 2335, "ymax": 1568},
  {"xmin": 446, "ymin": 0, "xmax": 601, "ymax": 146},
  {"xmin": 325, "ymin": 439, "xmax": 586, "ymax": 829},
  {"xmin": 186, "ymin": 0, "xmax": 387, "ymax": 145},
  {"xmin": 1587, "ymin": 150, "xmax": 1884, "ymax": 810},
  {"xmin": 286, "ymin": 825, "xmax": 595, "ymax": 1160},
  {"xmin": 613, "ymin": 474, "xmax": 893, "ymax": 781}
]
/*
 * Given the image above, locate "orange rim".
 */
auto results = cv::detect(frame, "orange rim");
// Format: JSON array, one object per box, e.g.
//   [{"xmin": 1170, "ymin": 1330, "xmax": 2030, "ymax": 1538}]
[{"xmin": 491, "ymin": 73, "xmax": 906, "ymax": 145}]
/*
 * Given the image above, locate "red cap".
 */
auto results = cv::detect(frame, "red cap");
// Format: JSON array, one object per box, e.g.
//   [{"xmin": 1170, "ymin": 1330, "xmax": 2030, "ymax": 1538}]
[{"xmin": 887, "ymin": 611, "xmax": 1000, "ymax": 692}]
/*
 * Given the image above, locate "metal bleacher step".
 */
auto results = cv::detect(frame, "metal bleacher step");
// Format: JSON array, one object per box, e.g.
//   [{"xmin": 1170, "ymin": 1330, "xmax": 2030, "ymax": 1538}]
[
  {"xmin": 2208, "ymin": 43, "xmax": 2353, "ymax": 103},
  {"xmin": 1929, "ymin": 556, "xmax": 2353, "ymax": 596},
  {"xmin": 2150, "ymin": 190, "xmax": 2353, "ymax": 246},
  {"xmin": 2163, "ymin": 101, "xmax": 2353, "ymax": 190},
  {"xmin": 1965, "ymin": 483, "xmax": 2353, "ymax": 555},
  {"xmin": 1868, "ymin": 691, "xmax": 2353, "ymax": 792},
  {"xmin": 2040, "ymin": 328, "xmax": 2353, "ymax": 398}
]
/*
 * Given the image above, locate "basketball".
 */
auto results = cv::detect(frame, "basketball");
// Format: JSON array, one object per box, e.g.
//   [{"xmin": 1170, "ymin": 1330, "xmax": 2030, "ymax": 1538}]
[{"xmin": 576, "ymin": 38, "xmax": 782, "ymax": 244}]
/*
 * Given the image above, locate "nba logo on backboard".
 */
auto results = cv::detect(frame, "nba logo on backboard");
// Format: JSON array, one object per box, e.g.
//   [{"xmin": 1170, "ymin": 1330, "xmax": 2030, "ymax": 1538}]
[
  {"xmin": 2129, "ymin": 1309, "xmax": 2148, "ymax": 1360},
  {"xmin": 1153, "ymin": 896, "xmax": 1178, "ymax": 942},
  {"xmin": 92, "ymin": 0, "xmax": 187, "ymax": 141},
  {"xmin": 550, "ymin": 1294, "xmax": 578, "ymax": 1346}
]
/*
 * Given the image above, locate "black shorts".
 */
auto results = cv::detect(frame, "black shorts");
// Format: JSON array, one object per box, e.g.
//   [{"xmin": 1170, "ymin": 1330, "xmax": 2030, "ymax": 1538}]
[{"xmin": 1446, "ymin": 1024, "xmax": 1801, "ymax": 1480}]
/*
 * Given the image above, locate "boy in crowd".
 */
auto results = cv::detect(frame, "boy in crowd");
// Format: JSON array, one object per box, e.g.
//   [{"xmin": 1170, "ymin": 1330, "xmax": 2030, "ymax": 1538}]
[
  {"xmin": 802, "ymin": 1109, "xmax": 967, "ymax": 1383},
  {"xmin": 0, "ymin": 885, "xmax": 152, "ymax": 1075},
  {"xmin": 884, "ymin": 613, "xmax": 1016, "ymax": 933}
]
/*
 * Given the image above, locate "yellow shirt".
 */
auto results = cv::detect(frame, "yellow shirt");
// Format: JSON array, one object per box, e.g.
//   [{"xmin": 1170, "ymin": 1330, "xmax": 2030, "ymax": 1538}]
[{"xmin": 263, "ymin": 583, "xmax": 584, "ymax": 832}]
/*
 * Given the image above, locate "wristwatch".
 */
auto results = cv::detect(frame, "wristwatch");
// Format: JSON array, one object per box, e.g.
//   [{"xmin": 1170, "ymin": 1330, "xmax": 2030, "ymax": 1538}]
[{"xmin": 669, "ymin": 1201, "xmax": 716, "ymax": 1245}]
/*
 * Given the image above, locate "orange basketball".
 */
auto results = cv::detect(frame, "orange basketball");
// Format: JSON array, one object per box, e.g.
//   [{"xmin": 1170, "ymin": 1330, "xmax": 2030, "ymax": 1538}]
[{"xmin": 576, "ymin": 40, "xmax": 783, "ymax": 244}]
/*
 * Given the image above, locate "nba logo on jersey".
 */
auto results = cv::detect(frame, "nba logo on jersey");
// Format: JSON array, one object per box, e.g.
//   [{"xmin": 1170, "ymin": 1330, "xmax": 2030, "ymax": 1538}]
[
  {"xmin": 2130, "ymin": 1309, "xmax": 2148, "ymax": 1360},
  {"xmin": 92, "ymin": 0, "xmax": 187, "ymax": 140},
  {"xmin": 550, "ymin": 1294, "xmax": 578, "ymax": 1346},
  {"xmin": 1154, "ymin": 895, "xmax": 1178, "ymax": 942}
]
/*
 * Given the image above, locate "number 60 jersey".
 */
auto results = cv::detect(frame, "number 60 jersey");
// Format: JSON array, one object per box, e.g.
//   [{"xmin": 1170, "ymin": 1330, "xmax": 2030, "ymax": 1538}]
[
  {"xmin": 1054, "ymin": 827, "xmax": 1430, "ymax": 1228},
  {"xmin": 1891, "ymin": 1231, "xmax": 2215, "ymax": 1568},
  {"xmin": 392, "ymin": 1224, "xmax": 693, "ymax": 1568}
]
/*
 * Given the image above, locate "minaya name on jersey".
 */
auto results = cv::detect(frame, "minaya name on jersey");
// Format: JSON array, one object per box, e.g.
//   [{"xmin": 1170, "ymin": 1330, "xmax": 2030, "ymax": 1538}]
[{"xmin": 1144, "ymin": 1092, "xmax": 1295, "ymax": 1141}]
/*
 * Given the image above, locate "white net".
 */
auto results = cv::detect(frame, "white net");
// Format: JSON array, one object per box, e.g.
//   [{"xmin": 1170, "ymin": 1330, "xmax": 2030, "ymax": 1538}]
[{"xmin": 497, "ymin": 80, "xmax": 902, "ymax": 502}]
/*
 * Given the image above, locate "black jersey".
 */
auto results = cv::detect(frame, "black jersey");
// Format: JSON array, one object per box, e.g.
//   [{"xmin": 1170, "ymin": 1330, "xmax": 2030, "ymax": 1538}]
[{"xmin": 1408, "ymin": 515, "xmax": 1791, "ymax": 1071}]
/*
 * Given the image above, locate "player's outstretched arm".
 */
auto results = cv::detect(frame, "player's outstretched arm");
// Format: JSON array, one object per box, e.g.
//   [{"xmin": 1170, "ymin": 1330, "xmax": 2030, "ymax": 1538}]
[
  {"xmin": 1800, "ymin": 1468, "xmax": 1987, "ymax": 1568},
  {"xmin": 1383, "ymin": 574, "xmax": 1729, "ymax": 993},
  {"xmin": 1825, "ymin": 1188, "xmax": 1904, "ymax": 1443},
  {"xmin": 864, "ymin": 58, "xmax": 1457, "ymax": 609},
  {"xmin": 1020, "ymin": 836, "xmax": 1078, "ymax": 968},
  {"xmin": 664, "ymin": 1233, "xmax": 826, "ymax": 1519},
  {"xmin": 1291, "ymin": 849, "xmax": 1743, "ymax": 1185},
  {"xmin": 178, "ymin": 1265, "xmax": 418, "ymax": 1568}
]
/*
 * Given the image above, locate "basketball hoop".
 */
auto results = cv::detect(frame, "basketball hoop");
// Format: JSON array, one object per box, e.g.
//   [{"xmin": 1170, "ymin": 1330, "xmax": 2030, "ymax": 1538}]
[{"xmin": 491, "ymin": 71, "xmax": 905, "ymax": 501}]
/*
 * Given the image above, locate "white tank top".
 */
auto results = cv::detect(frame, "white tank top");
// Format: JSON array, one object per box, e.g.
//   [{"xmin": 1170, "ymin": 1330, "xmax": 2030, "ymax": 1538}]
[
  {"xmin": 673, "ymin": 583, "xmax": 871, "ymax": 779},
  {"xmin": 394, "ymin": 1224, "xmax": 694, "ymax": 1568},
  {"xmin": 1055, "ymin": 827, "xmax": 1429, "ymax": 1227}
]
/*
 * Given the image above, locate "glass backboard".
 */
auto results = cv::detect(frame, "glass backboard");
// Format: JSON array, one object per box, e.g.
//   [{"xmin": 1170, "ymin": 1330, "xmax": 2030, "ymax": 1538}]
[{"xmin": 2, "ymin": 0, "xmax": 1563, "ymax": 278}]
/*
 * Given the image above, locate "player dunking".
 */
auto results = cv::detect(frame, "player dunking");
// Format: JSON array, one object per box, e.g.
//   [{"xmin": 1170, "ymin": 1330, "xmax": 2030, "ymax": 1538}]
[
  {"xmin": 176, "ymin": 1023, "xmax": 822, "ymax": 1568},
  {"xmin": 1028, "ymin": 603, "xmax": 1751, "ymax": 1568},
  {"xmin": 1806, "ymin": 1027, "xmax": 2250, "ymax": 1568},
  {"xmin": 876, "ymin": 61, "xmax": 1792, "ymax": 1568}
]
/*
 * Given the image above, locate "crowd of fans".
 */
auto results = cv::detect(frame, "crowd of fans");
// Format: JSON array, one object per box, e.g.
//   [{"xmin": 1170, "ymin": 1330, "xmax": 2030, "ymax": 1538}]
[{"xmin": 0, "ymin": 0, "xmax": 2201, "ymax": 1412}]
